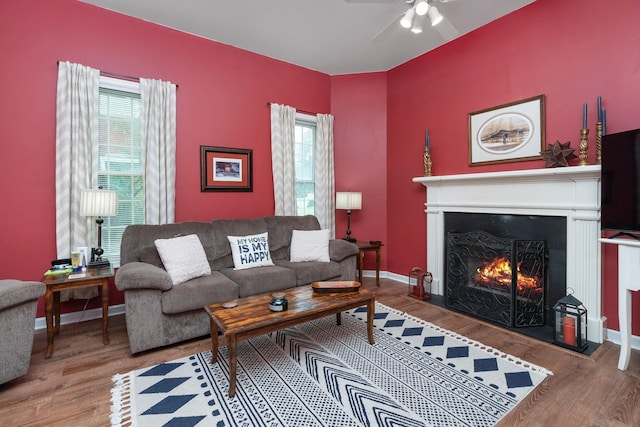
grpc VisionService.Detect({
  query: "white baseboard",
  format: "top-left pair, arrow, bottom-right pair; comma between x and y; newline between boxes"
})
605,329 -> 640,350
34,304 -> 126,330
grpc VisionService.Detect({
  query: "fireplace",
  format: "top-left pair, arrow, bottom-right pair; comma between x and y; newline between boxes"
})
413,166 -> 603,343
443,212 -> 567,336
446,230 -> 545,328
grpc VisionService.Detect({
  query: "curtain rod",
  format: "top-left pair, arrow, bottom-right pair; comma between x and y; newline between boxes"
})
266,102 -> 316,116
56,61 -> 179,88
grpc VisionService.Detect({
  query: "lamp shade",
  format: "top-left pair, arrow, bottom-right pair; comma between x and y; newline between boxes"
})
336,192 -> 362,210
80,189 -> 118,217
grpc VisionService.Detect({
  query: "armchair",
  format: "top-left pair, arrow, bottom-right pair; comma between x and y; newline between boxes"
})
0,279 -> 46,384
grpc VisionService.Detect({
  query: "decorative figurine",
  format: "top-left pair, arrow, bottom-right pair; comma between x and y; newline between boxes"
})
540,141 -> 577,167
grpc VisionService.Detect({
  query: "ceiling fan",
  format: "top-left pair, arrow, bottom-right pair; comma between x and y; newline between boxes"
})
345,0 -> 459,41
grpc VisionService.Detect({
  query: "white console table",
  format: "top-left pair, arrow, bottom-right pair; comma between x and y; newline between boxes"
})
600,237 -> 640,370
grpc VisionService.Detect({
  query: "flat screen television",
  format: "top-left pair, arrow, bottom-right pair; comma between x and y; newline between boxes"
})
601,128 -> 640,236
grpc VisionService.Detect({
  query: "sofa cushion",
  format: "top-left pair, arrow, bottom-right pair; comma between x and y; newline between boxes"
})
161,272 -> 239,314
264,215 -> 321,260
208,217 -> 268,270
220,265 -> 296,297
121,222 -> 217,265
138,244 -> 164,269
275,260 -> 342,286
290,229 -> 330,262
154,234 -> 211,285
227,232 -> 274,270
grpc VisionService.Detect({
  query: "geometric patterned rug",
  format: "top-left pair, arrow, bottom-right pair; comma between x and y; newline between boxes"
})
111,303 -> 551,427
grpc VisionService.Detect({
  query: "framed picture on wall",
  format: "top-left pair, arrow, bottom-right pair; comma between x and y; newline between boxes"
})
468,94 -> 545,166
200,146 -> 253,192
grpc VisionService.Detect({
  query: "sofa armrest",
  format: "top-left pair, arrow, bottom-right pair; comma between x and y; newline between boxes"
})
0,280 -> 46,311
329,239 -> 359,262
115,262 -> 173,292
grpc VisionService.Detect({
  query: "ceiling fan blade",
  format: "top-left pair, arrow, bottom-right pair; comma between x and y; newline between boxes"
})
371,11 -> 405,41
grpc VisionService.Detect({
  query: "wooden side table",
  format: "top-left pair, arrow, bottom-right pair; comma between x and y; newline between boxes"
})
355,241 -> 383,287
41,264 -> 114,358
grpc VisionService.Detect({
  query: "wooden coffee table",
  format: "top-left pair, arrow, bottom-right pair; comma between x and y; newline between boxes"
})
204,285 -> 375,397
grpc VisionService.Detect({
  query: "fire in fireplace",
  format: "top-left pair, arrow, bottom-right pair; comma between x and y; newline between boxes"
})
446,230 -> 546,328
474,256 -> 543,294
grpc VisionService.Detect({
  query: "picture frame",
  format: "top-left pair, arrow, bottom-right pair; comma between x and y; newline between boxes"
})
200,146 -> 253,192
468,94 -> 545,166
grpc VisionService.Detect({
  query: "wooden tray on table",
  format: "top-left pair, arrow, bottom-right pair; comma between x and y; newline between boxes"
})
311,281 -> 361,293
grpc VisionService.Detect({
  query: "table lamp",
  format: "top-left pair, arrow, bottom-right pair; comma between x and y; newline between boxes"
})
80,187 -> 118,267
336,191 -> 362,243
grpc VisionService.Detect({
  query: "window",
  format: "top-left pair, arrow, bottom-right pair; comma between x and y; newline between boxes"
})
295,115 -> 316,216
97,77 -> 144,265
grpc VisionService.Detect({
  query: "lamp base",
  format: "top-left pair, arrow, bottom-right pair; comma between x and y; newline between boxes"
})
342,237 -> 357,243
88,258 -> 111,268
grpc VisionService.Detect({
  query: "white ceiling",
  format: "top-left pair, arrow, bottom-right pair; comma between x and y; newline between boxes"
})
80,0 -> 536,75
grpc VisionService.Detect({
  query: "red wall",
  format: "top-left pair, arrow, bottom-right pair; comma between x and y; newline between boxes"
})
385,0 -> 640,331
0,0 -> 330,316
331,73 -> 389,270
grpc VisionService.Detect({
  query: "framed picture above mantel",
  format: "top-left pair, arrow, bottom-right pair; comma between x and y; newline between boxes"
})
468,94 -> 545,166
200,146 -> 253,192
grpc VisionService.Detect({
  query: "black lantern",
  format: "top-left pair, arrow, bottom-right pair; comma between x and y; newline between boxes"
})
408,267 -> 432,301
553,292 -> 588,352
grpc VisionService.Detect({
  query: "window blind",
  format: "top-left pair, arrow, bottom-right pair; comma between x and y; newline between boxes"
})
97,84 -> 144,265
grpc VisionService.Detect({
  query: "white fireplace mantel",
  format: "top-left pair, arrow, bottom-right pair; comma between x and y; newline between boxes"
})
413,165 -> 604,343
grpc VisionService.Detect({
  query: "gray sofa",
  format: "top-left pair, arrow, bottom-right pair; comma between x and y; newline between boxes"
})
0,280 -> 46,385
116,215 -> 358,353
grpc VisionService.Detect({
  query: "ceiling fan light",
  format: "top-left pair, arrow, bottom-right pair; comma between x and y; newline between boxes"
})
415,0 -> 429,16
411,14 -> 424,33
400,7 -> 415,29
428,6 -> 443,26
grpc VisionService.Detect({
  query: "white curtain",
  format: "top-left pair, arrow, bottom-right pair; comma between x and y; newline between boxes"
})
270,103 -> 297,216
140,78 -> 177,224
315,113 -> 336,236
55,61 -> 100,299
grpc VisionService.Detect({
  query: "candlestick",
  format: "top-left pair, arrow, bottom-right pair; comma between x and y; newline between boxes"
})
595,121 -> 602,165
602,109 -> 606,136
423,145 -> 432,177
578,128 -> 589,166
582,103 -> 587,130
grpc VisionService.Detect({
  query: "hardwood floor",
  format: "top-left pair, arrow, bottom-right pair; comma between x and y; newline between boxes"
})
1,278 -> 639,426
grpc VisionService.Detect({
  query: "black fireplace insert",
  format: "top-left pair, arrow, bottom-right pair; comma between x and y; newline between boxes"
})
446,230 -> 546,328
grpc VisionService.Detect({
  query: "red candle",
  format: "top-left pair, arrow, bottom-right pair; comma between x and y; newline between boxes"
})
563,316 -> 577,346
413,283 -> 422,297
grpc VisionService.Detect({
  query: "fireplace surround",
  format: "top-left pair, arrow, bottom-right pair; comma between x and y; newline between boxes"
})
413,165 -> 603,343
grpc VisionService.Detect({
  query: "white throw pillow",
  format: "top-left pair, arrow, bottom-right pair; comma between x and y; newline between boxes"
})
227,232 -> 274,270
290,229 -> 330,262
154,234 -> 211,285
